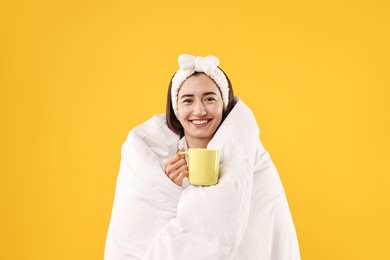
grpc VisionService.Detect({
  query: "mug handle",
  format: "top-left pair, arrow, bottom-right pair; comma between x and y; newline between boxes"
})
179,151 -> 189,156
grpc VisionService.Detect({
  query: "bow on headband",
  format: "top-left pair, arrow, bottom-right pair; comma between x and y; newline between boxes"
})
178,54 -> 220,74
170,54 -> 230,119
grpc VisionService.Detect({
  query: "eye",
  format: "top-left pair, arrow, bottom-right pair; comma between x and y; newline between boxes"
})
205,96 -> 216,102
182,99 -> 193,104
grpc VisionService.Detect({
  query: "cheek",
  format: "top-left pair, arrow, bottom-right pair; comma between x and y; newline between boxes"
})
215,105 -> 223,118
177,106 -> 188,121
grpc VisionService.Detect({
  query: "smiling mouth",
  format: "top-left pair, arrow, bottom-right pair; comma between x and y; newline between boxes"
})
190,119 -> 211,126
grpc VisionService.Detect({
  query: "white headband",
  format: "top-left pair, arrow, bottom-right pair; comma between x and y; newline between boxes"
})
171,54 -> 229,118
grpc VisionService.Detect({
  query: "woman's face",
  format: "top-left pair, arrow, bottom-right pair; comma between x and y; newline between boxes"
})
177,74 -> 223,148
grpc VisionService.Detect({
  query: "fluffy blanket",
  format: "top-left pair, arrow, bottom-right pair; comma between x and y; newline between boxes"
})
105,98 -> 300,259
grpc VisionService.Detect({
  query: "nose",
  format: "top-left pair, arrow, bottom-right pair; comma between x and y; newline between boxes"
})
193,101 -> 207,116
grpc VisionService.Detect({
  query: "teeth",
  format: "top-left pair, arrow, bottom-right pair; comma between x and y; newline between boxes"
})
192,120 -> 208,125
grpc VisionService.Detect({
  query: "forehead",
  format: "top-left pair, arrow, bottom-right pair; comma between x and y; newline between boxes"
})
178,74 -> 220,96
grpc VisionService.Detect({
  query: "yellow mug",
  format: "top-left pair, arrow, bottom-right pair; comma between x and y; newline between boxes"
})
180,149 -> 220,186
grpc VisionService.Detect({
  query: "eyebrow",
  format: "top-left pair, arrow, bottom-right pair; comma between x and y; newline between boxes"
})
180,92 -> 218,99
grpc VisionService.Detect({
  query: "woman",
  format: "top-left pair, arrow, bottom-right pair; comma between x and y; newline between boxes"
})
105,54 -> 300,259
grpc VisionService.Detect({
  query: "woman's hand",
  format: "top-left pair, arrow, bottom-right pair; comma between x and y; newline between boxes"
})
165,148 -> 189,186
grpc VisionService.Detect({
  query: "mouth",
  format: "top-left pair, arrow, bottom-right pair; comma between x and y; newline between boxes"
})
189,119 -> 212,127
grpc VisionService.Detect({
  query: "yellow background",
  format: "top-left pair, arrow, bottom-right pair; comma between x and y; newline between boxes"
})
1,0 -> 389,259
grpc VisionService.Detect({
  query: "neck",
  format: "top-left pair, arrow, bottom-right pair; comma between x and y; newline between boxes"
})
185,137 -> 210,149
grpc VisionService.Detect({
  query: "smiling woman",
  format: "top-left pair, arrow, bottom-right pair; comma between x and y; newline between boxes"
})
104,54 -> 301,259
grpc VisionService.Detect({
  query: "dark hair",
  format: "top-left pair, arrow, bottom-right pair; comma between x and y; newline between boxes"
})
166,68 -> 235,136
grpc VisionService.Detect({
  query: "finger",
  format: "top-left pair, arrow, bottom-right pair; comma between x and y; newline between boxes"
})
168,164 -> 188,180
178,148 -> 186,159
173,169 -> 188,183
166,158 -> 187,176
174,170 -> 189,186
165,153 -> 182,168
181,170 -> 189,178
171,158 -> 187,171
165,148 -> 186,169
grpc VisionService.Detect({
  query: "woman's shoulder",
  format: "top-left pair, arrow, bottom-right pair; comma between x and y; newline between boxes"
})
127,114 -> 179,157
132,114 -> 167,137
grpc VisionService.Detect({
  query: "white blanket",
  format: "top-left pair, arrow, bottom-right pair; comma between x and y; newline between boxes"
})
105,98 -> 300,259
